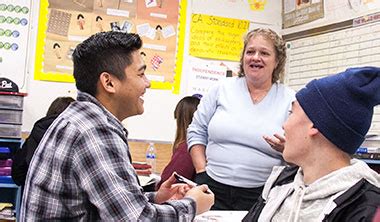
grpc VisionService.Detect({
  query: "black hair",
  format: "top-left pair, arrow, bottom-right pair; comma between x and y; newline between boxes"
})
46,97 -> 75,116
155,25 -> 162,30
53,43 -> 60,49
72,31 -> 142,96
96,16 -> 103,21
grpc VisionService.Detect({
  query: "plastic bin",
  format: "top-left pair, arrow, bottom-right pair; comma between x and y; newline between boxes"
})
0,93 -> 25,110
0,109 -> 23,124
0,147 -> 11,159
0,175 -> 13,184
0,167 -> 11,176
0,159 -> 12,167
0,124 -> 22,139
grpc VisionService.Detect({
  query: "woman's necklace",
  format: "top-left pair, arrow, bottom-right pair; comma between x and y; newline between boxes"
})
252,94 -> 265,103
250,88 -> 271,104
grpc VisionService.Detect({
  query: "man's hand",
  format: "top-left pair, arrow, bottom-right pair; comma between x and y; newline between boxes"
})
185,185 -> 214,215
154,173 -> 191,204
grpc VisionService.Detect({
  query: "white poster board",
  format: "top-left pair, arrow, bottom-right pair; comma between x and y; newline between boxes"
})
186,58 -> 227,95
0,0 -> 33,91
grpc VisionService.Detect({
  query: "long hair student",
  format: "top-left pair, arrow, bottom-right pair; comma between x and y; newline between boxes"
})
156,95 -> 200,189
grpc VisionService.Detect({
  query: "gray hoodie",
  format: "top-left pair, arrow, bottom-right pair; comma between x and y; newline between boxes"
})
258,159 -> 380,222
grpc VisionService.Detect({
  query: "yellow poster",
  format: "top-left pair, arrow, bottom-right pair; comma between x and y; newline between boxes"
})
189,14 -> 249,62
34,0 -> 187,92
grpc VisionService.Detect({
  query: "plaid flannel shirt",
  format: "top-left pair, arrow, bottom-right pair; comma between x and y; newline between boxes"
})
20,92 -> 195,221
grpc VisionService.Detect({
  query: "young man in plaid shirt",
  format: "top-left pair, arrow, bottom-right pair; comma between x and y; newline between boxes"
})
21,32 -> 214,221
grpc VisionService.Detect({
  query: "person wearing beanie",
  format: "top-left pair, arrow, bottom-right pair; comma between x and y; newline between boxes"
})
243,67 -> 380,222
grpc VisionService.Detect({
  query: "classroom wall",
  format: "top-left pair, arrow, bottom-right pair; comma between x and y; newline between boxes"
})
281,0 -> 380,135
22,0 -> 281,142
282,0 -> 380,34
22,80 -> 180,142
17,0 -> 380,144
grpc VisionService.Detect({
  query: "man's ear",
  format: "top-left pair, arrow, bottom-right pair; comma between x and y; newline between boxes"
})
99,72 -> 116,94
308,125 -> 319,136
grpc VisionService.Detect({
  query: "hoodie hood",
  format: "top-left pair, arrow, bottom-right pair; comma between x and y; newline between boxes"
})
293,159 -> 380,201
33,115 -> 58,140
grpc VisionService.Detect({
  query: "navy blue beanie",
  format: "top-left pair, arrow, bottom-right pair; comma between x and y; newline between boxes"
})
296,67 -> 380,154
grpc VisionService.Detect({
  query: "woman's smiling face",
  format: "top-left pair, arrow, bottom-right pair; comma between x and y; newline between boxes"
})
243,35 -> 277,85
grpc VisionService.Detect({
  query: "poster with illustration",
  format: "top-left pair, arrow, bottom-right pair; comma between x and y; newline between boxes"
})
35,0 -> 186,90
282,0 -> 324,28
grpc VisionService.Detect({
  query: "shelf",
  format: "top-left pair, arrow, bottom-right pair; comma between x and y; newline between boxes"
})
0,138 -> 21,143
0,139 -> 21,220
0,186 -> 21,221
0,139 -> 22,158
0,183 -> 18,188
0,97 -> 23,221
0,176 -> 17,187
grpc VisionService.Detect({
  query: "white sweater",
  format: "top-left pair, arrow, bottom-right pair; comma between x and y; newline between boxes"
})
187,77 -> 295,187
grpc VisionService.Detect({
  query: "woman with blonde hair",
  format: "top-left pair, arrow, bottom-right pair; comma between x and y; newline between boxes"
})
188,28 -> 295,210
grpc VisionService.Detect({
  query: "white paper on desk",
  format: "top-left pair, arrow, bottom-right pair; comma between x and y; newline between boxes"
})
138,174 -> 160,187
194,211 -> 248,222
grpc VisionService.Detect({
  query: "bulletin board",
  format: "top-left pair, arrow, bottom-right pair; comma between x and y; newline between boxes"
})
34,0 -> 187,91
285,12 -> 380,134
0,0 -> 33,91
282,0 -> 324,28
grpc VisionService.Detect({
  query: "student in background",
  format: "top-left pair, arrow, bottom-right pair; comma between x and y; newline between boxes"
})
243,67 -> 380,221
156,95 -> 201,190
187,28 -> 295,210
12,96 -> 75,187
21,32 -> 214,221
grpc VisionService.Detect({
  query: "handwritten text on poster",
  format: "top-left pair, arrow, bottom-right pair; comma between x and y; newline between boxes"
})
189,14 -> 249,61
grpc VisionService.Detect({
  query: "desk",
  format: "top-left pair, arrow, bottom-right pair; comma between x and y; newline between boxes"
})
194,211 -> 248,222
